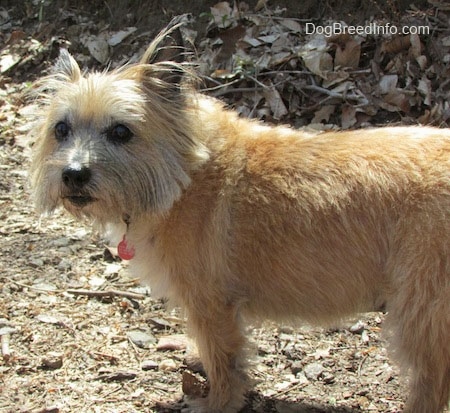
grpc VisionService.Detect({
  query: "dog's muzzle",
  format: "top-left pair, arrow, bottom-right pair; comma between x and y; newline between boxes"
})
62,163 -> 95,207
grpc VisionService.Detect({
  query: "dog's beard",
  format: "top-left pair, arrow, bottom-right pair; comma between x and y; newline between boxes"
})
33,157 -> 188,226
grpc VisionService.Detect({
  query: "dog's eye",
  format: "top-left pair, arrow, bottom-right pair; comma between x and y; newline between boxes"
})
55,121 -> 70,141
107,124 -> 133,144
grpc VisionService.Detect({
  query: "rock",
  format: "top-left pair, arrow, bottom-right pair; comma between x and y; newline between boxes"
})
104,263 -> 122,275
322,371 -> 335,384
141,360 -> 158,371
159,359 -> 178,371
349,320 -> 365,334
296,371 -> 309,385
290,361 -> 303,375
52,237 -> 70,247
361,330 -> 370,344
42,352 -> 63,369
98,370 -> 137,382
57,258 -> 72,271
156,334 -> 188,351
303,362 -> 324,381
32,282 -> 58,292
29,258 -> 45,268
148,317 -> 172,330
127,330 -> 156,349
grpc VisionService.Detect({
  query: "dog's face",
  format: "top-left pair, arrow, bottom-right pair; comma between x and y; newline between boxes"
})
30,47 -> 206,225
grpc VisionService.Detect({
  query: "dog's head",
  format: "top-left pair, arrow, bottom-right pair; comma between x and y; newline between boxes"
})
30,21 -> 207,225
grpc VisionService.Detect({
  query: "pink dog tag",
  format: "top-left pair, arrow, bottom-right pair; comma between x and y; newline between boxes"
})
118,235 -> 135,260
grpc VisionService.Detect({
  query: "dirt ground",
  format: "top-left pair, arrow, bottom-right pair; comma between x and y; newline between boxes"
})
0,1 -> 449,412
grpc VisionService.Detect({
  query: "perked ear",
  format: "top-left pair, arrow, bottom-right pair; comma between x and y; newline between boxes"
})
140,14 -> 189,66
137,14 -> 191,89
54,49 -> 81,82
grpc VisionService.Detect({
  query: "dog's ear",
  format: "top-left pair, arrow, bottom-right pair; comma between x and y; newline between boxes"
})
140,14 -> 189,66
139,15 -> 190,89
54,49 -> 81,82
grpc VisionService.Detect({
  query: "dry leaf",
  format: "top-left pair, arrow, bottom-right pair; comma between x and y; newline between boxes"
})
409,33 -> 422,59
299,36 -> 333,78
334,38 -> 361,69
211,2 -> 234,29
86,36 -> 110,64
108,27 -> 137,47
263,86 -> 288,120
418,77 -> 432,106
381,36 -> 410,54
341,104 -> 357,129
382,91 -> 410,112
182,370 -> 209,398
301,50 -> 333,78
379,75 -> 398,94
0,54 -> 20,74
279,18 -> 302,33
312,105 -> 335,123
254,0 -> 267,11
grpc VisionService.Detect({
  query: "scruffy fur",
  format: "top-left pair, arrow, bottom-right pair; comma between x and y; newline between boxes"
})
30,28 -> 450,413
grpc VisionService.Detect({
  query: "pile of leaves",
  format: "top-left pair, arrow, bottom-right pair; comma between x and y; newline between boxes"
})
2,1 -> 450,132
192,1 -> 450,127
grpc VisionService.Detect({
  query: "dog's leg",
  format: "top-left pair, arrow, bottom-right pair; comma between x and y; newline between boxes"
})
398,291 -> 450,413
184,302 -> 248,413
387,213 -> 450,413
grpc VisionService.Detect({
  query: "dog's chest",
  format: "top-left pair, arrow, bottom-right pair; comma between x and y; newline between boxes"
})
128,232 -> 172,299
107,221 -> 173,299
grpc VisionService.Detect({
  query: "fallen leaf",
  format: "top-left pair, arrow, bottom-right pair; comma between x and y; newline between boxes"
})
279,18 -> 302,33
86,36 -> 110,64
334,37 -> 361,69
341,104 -> 357,129
108,27 -> 137,46
211,1 -> 234,29
182,370 -> 209,397
263,86 -> 288,120
379,75 -> 398,94
312,105 -> 335,123
418,76 -> 432,106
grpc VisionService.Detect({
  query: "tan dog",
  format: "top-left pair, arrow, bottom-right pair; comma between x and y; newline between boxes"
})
30,26 -> 450,413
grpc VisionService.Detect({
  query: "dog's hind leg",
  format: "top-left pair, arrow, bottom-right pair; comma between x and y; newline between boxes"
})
387,211 -> 450,413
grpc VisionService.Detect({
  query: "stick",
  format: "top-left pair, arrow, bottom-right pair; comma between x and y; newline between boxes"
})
67,289 -> 146,300
1,334 -> 10,361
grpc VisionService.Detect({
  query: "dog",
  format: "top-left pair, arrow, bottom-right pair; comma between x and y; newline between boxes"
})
30,24 -> 450,413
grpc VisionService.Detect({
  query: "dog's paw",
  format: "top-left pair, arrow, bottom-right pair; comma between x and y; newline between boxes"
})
181,396 -> 244,413
181,397 -> 216,413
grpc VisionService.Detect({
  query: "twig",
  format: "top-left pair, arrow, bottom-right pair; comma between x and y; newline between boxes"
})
200,77 -> 243,92
212,87 -> 266,97
5,277 -> 63,293
67,289 -> 146,300
276,380 -> 309,397
1,334 -> 10,361
303,84 -> 344,98
245,13 -> 316,23
358,354 -> 369,377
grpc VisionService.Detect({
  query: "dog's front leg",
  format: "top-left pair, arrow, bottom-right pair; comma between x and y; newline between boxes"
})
184,301 -> 248,413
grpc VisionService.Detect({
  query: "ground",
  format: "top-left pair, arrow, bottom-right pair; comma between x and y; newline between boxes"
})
0,1 -> 449,413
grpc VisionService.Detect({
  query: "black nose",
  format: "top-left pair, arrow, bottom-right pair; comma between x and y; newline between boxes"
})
62,164 -> 91,189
